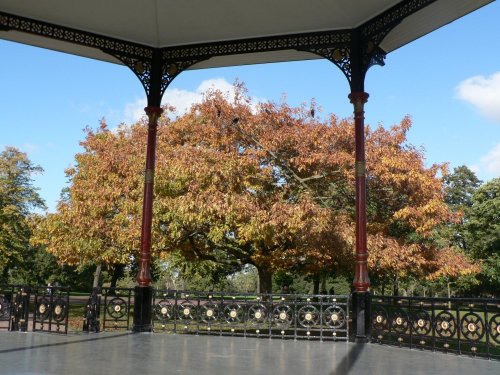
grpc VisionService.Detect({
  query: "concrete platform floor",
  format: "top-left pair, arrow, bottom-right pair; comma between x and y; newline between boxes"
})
0,332 -> 498,375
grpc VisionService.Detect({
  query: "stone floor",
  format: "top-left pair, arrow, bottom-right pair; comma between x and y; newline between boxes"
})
0,332 -> 498,374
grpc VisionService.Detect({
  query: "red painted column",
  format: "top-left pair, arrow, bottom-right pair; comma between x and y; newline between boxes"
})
349,92 -> 370,292
136,106 -> 163,286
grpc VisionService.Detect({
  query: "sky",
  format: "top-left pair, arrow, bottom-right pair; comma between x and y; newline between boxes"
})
1,2 -> 499,212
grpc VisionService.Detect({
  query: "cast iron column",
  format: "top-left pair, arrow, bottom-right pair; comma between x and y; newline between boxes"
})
133,105 -> 163,332
349,91 -> 371,342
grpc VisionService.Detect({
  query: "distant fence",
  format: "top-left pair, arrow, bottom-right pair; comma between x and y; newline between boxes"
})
371,295 -> 500,360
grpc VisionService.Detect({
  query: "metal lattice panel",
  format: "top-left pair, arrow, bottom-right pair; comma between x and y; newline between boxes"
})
371,296 -> 500,360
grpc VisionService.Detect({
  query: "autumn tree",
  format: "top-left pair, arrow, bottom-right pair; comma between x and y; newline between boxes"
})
34,84 -> 477,293
32,122 -> 148,288
0,147 -> 45,282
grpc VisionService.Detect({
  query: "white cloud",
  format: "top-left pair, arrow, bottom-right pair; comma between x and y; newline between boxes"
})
122,78 -> 263,123
480,143 -> 500,175
456,72 -> 500,123
123,97 -> 147,124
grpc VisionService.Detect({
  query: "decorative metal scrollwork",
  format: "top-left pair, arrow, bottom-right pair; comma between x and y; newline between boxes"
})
489,314 -> 500,344
106,297 -> 128,319
36,298 -> 51,321
460,312 -> 485,342
412,310 -> 432,336
273,304 -> 293,328
52,298 -> 67,323
323,305 -> 346,328
224,303 -> 243,324
201,303 -> 219,324
247,304 -> 267,326
391,309 -> 409,334
177,301 -> 196,321
298,305 -> 319,328
372,307 -> 388,331
435,311 -> 457,338
154,300 -> 173,323
0,296 -> 10,319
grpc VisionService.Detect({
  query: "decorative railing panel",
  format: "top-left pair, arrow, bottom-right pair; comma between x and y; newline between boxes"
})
32,286 -> 70,334
371,295 -> 500,360
102,287 -> 133,331
152,290 -> 349,341
0,285 -> 15,331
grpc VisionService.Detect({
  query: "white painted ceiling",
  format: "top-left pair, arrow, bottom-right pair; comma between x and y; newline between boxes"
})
0,0 -> 494,68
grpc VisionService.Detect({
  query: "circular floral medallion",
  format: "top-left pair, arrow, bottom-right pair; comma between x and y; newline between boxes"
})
279,312 -> 287,320
206,309 -> 214,317
183,308 -> 190,316
376,315 -> 383,323
467,323 -> 476,332
305,313 -> 313,321
331,313 -> 339,322
417,319 -> 425,328
114,305 -> 121,313
229,310 -> 237,318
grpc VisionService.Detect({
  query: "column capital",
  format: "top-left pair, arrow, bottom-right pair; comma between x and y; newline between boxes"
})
349,91 -> 370,106
144,106 -> 164,121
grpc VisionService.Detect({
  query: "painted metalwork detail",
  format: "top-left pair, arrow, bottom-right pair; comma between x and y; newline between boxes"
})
273,303 -> 294,328
323,305 -> 346,328
102,288 -> 132,330
460,312 -> 485,341
224,303 -> 244,324
371,295 -> 500,360
297,305 -> 320,328
0,286 -> 16,331
435,311 -> 457,338
411,310 -> 432,336
248,304 -> 268,326
83,288 -> 101,332
201,302 -> 219,324
152,290 -> 348,340
177,300 -> 196,322
163,31 -> 350,61
0,11 -> 151,60
32,286 -> 69,334
106,297 -> 128,319
490,314 -> 500,344
1,1 -> 443,98
0,295 -> 10,320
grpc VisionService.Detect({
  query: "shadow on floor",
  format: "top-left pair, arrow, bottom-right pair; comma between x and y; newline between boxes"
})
0,332 -> 131,354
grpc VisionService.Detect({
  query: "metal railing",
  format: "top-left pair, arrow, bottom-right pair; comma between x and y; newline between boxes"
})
370,295 -> 500,360
32,286 -> 70,334
152,290 -> 349,341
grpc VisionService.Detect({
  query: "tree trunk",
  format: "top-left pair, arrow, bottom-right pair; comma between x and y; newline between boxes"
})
392,275 -> 399,296
313,274 -> 320,295
257,267 -> 272,294
93,264 -> 102,288
110,264 -> 124,292
320,274 -> 327,294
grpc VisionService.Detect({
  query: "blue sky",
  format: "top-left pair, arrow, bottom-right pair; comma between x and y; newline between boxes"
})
1,2 -> 499,212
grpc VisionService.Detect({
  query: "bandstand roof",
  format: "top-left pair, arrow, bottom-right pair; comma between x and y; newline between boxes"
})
0,0 -> 493,69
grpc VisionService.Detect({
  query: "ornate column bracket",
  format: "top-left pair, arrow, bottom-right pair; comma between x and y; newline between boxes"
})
104,51 -> 203,105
